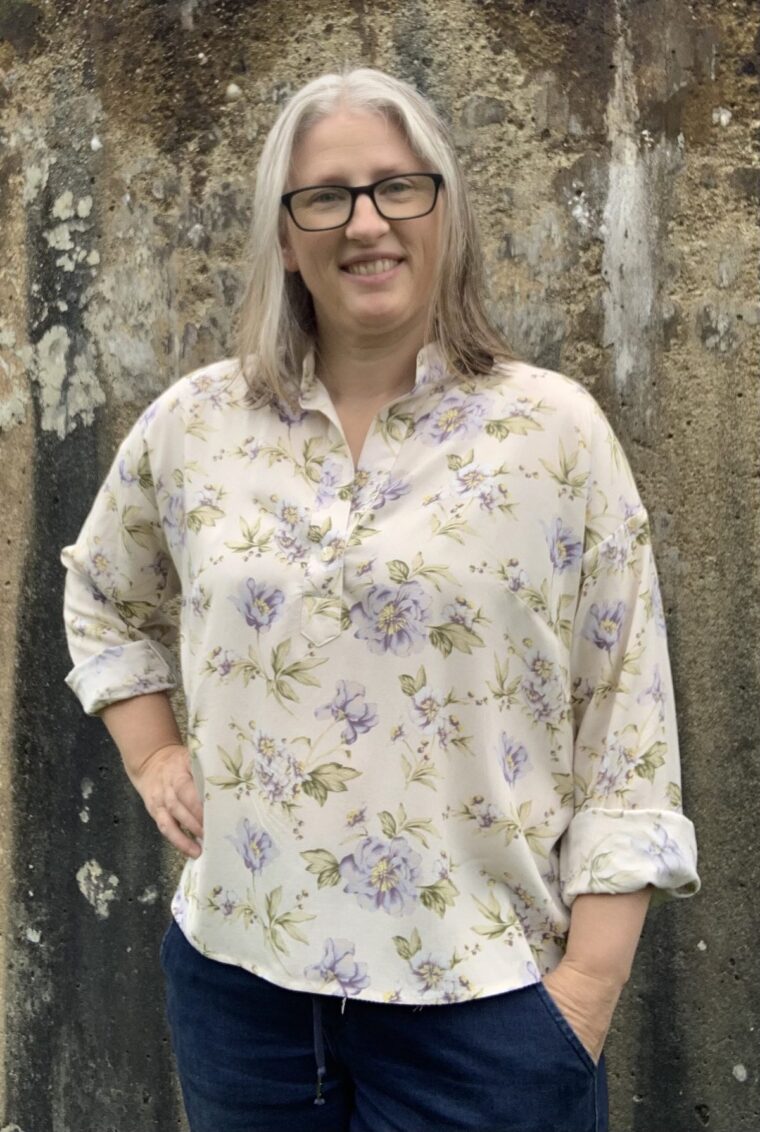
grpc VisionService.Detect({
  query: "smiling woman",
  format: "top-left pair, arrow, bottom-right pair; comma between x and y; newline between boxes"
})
61,67 -> 699,1132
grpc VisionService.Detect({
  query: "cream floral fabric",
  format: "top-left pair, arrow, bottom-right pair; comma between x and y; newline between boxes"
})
62,344 -> 699,1005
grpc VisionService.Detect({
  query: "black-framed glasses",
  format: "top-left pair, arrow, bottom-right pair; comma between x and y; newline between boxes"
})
281,173 -> 444,231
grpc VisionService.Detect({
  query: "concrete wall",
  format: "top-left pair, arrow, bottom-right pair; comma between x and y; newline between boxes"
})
1,0 -> 758,1128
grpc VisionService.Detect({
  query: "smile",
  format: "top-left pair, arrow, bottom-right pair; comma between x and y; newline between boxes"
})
342,258 -> 402,277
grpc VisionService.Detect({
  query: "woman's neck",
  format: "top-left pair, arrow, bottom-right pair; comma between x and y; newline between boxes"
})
314,322 -> 426,408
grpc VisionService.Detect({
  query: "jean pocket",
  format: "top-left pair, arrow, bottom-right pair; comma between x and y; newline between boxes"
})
534,981 -> 598,1075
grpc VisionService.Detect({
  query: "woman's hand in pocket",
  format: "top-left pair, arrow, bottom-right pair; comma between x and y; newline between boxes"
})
541,959 -> 623,1064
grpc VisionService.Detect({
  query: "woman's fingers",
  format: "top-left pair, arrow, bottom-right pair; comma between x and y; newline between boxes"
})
155,805 -> 203,858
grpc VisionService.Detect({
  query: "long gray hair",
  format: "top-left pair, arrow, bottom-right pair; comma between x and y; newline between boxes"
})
235,67 -> 515,405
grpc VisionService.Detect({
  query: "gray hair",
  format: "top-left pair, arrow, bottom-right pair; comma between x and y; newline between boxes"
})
235,67 -> 515,405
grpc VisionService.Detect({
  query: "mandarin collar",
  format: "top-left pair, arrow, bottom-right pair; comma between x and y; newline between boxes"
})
297,341 -> 449,411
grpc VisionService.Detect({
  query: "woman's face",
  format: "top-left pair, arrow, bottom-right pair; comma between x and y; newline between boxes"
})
281,108 -> 443,346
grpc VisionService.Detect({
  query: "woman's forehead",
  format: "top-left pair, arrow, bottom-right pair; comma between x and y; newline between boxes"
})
289,109 -> 420,182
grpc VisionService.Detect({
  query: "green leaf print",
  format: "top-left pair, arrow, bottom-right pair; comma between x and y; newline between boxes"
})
485,415 -> 544,440
378,803 -> 440,847
538,441 -> 589,500
393,927 -> 422,960
206,745 -> 254,791
446,449 -> 474,472
136,450 -> 154,492
635,741 -> 666,783
471,890 -> 520,940
225,516 -> 273,556
263,887 -> 316,955
267,640 -> 328,706
387,559 -> 410,583
400,752 -> 442,791
666,781 -> 682,808
399,666 -> 427,698
186,503 -> 225,534
302,762 -> 362,806
419,876 -> 459,918
429,622 -> 485,657
121,505 -> 156,551
300,849 -> 341,888
552,771 -> 590,808
487,655 -> 523,709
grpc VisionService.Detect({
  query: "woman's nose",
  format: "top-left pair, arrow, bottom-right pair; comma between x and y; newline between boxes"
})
345,191 -> 390,239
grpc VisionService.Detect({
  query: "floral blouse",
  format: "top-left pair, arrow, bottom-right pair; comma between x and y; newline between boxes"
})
62,343 -> 699,1005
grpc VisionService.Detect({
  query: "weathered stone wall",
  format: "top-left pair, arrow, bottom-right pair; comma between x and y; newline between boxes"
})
1,1 -> 758,1129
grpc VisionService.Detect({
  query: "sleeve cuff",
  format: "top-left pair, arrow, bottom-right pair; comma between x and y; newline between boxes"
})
560,808 -> 700,907
64,639 -> 179,715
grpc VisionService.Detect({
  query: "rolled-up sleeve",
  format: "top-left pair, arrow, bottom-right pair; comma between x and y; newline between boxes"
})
559,403 -> 700,907
61,410 -> 181,715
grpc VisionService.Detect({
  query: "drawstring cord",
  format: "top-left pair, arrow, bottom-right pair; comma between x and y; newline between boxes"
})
312,997 -> 326,1105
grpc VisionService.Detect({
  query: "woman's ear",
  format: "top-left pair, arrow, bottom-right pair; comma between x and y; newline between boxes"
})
281,238 -> 299,273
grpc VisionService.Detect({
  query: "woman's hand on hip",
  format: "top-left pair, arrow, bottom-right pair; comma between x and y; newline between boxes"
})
129,743 -> 204,859
541,959 -> 623,1064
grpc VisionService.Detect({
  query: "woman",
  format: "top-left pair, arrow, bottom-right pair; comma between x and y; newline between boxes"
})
62,68 -> 700,1132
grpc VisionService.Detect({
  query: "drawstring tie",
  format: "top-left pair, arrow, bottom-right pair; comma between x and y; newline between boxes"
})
311,997 -> 326,1105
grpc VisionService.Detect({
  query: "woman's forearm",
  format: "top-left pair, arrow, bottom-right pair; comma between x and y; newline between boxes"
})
99,691 -> 183,780
562,888 -> 652,987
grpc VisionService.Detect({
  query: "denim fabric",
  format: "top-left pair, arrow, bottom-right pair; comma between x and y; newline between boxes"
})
161,919 -> 608,1132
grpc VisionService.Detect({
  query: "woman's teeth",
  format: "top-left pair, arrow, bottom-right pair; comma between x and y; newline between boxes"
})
344,258 -> 399,276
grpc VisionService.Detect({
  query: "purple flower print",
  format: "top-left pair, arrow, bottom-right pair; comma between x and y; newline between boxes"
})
454,465 -> 489,497
118,457 -> 139,486
251,731 -> 306,805
409,686 -> 444,733
410,950 -> 451,992
410,952 -> 463,1001
470,798 -> 503,829
226,817 -> 277,875
584,601 -> 627,652
503,560 -> 529,594
637,665 -> 666,715
274,501 -> 310,563
443,596 -> 477,630
315,458 -> 344,508
418,392 -> 491,446
229,578 -> 285,631
349,581 -> 431,656
641,823 -> 685,882
521,649 -> 567,726
275,400 -> 307,426
314,680 -> 379,745
546,519 -> 583,573
499,733 -> 530,785
650,572 -> 667,635
161,493 -> 187,551
305,938 -> 371,996
339,836 -> 422,915
351,472 -> 411,513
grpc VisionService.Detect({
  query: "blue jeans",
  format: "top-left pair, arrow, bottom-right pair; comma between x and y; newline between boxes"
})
160,919 -> 608,1132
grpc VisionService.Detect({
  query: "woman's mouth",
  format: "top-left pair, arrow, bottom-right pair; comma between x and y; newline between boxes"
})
341,258 -> 403,279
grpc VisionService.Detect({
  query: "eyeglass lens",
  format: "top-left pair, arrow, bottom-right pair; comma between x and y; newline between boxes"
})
289,175 -> 437,230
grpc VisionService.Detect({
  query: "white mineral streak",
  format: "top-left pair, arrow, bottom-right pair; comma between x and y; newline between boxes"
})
77,195 -> 94,218
76,859 -> 120,919
25,927 -> 41,943
712,107 -> 732,127
601,4 -> 656,397
33,325 -> 106,438
81,777 -> 94,799
90,135 -> 102,151
44,223 -> 74,250
138,885 -> 159,905
697,939 -> 707,951
0,329 -> 32,430
732,1064 -> 748,1083
225,82 -> 242,102
52,190 -> 75,220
